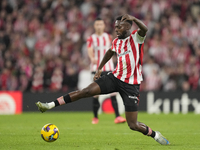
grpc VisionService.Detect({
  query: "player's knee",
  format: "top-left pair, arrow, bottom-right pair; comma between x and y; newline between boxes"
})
128,122 -> 139,131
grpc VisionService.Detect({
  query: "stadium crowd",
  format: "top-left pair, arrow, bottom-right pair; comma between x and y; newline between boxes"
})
0,0 -> 199,92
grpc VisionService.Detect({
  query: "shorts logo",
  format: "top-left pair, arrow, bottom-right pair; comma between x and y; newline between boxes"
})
128,96 -> 138,100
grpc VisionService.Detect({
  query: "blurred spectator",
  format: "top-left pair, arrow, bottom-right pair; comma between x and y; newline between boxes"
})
0,68 -> 10,90
18,73 -> 30,92
175,64 -> 189,90
143,56 -> 160,77
145,68 -> 162,91
34,33 -> 49,53
0,0 -> 199,92
31,66 -> 44,93
62,61 -> 79,91
66,25 -> 81,43
25,31 -> 36,52
188,65 -> 199,90
14,13 -> 27,32
49,68 -> 63,92
43,37 -> 60,56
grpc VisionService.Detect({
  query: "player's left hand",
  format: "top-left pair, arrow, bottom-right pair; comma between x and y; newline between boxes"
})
93,69 -> 102,81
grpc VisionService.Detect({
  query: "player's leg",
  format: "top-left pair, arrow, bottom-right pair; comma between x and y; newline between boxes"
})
110,94 -> 120,118
36,72 -> 117,113
125,110 -> 170,145
117,81 -> 170,145
120,92 -> 157,138
92,95 -> 100,124
36,82 -> 101,112
110,93 -> 126,123
90,72 -> 118,124
125,110 -> 155,135
91,72 -> 100,124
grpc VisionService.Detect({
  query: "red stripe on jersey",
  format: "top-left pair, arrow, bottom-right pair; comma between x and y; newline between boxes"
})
96,37 -> 99,46
138,43 -> 144,76
124,39 -> 131,83
103,36 -> 106,46
103,49 -> 106,71
132,30 -> 137,34
96,37 -> 100,69
138,43 -> 144,65
103,37 -> 106,71
130,36 -> 138,84
116,40 -> 123,79
87,36 -> 93,48
97,50 -> 100,68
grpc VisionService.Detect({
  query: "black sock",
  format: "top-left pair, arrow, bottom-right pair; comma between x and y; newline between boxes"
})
54,100 -> 60,107
150,131 -> 156,138
144,126 -> 156,138
54,94 -> 72,107
93,97 -> 100,118
63,94 -> 72,103
110,96 -> 120,117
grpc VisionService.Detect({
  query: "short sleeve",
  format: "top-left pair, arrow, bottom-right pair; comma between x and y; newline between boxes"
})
87,36 -> 93,48
135,30 -> 146,44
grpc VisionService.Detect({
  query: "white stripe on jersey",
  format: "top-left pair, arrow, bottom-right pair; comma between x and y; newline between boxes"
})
87,32 -> 114,72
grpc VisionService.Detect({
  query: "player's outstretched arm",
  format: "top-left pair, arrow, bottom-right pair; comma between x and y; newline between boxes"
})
94,48 -> 115,80
121,14 -> 148,37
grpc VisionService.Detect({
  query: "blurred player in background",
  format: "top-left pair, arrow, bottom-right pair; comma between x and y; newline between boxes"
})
36,14 -> 170,145
87,18 -> 126,124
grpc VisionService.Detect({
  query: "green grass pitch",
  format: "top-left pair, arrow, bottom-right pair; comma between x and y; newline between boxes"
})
0,112 -> 199,150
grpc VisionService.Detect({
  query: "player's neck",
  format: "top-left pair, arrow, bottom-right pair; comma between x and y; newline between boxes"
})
95,32 -> 104,36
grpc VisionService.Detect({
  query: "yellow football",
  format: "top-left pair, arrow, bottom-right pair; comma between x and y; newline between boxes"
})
41,123 -> 59,142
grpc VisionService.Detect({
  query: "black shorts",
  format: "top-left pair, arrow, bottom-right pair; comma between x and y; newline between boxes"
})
95,72 -> 140,112
91,71 -> 109,76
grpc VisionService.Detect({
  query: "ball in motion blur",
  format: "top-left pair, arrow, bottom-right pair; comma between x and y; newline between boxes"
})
41,123 -> 60,142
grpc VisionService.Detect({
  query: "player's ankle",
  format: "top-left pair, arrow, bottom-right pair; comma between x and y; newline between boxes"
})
53,94 -> 72,107
144,126 -> 156,138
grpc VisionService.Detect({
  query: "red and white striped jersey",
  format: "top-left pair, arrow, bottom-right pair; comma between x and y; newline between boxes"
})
111,30 -> 146,85
87,32 -> 114,72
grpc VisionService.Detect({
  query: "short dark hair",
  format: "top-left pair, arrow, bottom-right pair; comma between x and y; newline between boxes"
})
95,17 -> 103,21
116,15 -> 133,25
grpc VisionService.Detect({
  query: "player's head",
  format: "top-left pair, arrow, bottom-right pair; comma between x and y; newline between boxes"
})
94,17 -> 105,35
115,15 -> 132,39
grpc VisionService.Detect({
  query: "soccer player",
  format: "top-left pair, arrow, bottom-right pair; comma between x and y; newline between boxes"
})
87,18 -> 126,124
36,14 -> 170,145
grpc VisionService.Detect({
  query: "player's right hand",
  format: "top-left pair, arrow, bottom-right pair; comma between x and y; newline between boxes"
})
93,69 -> 102,81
